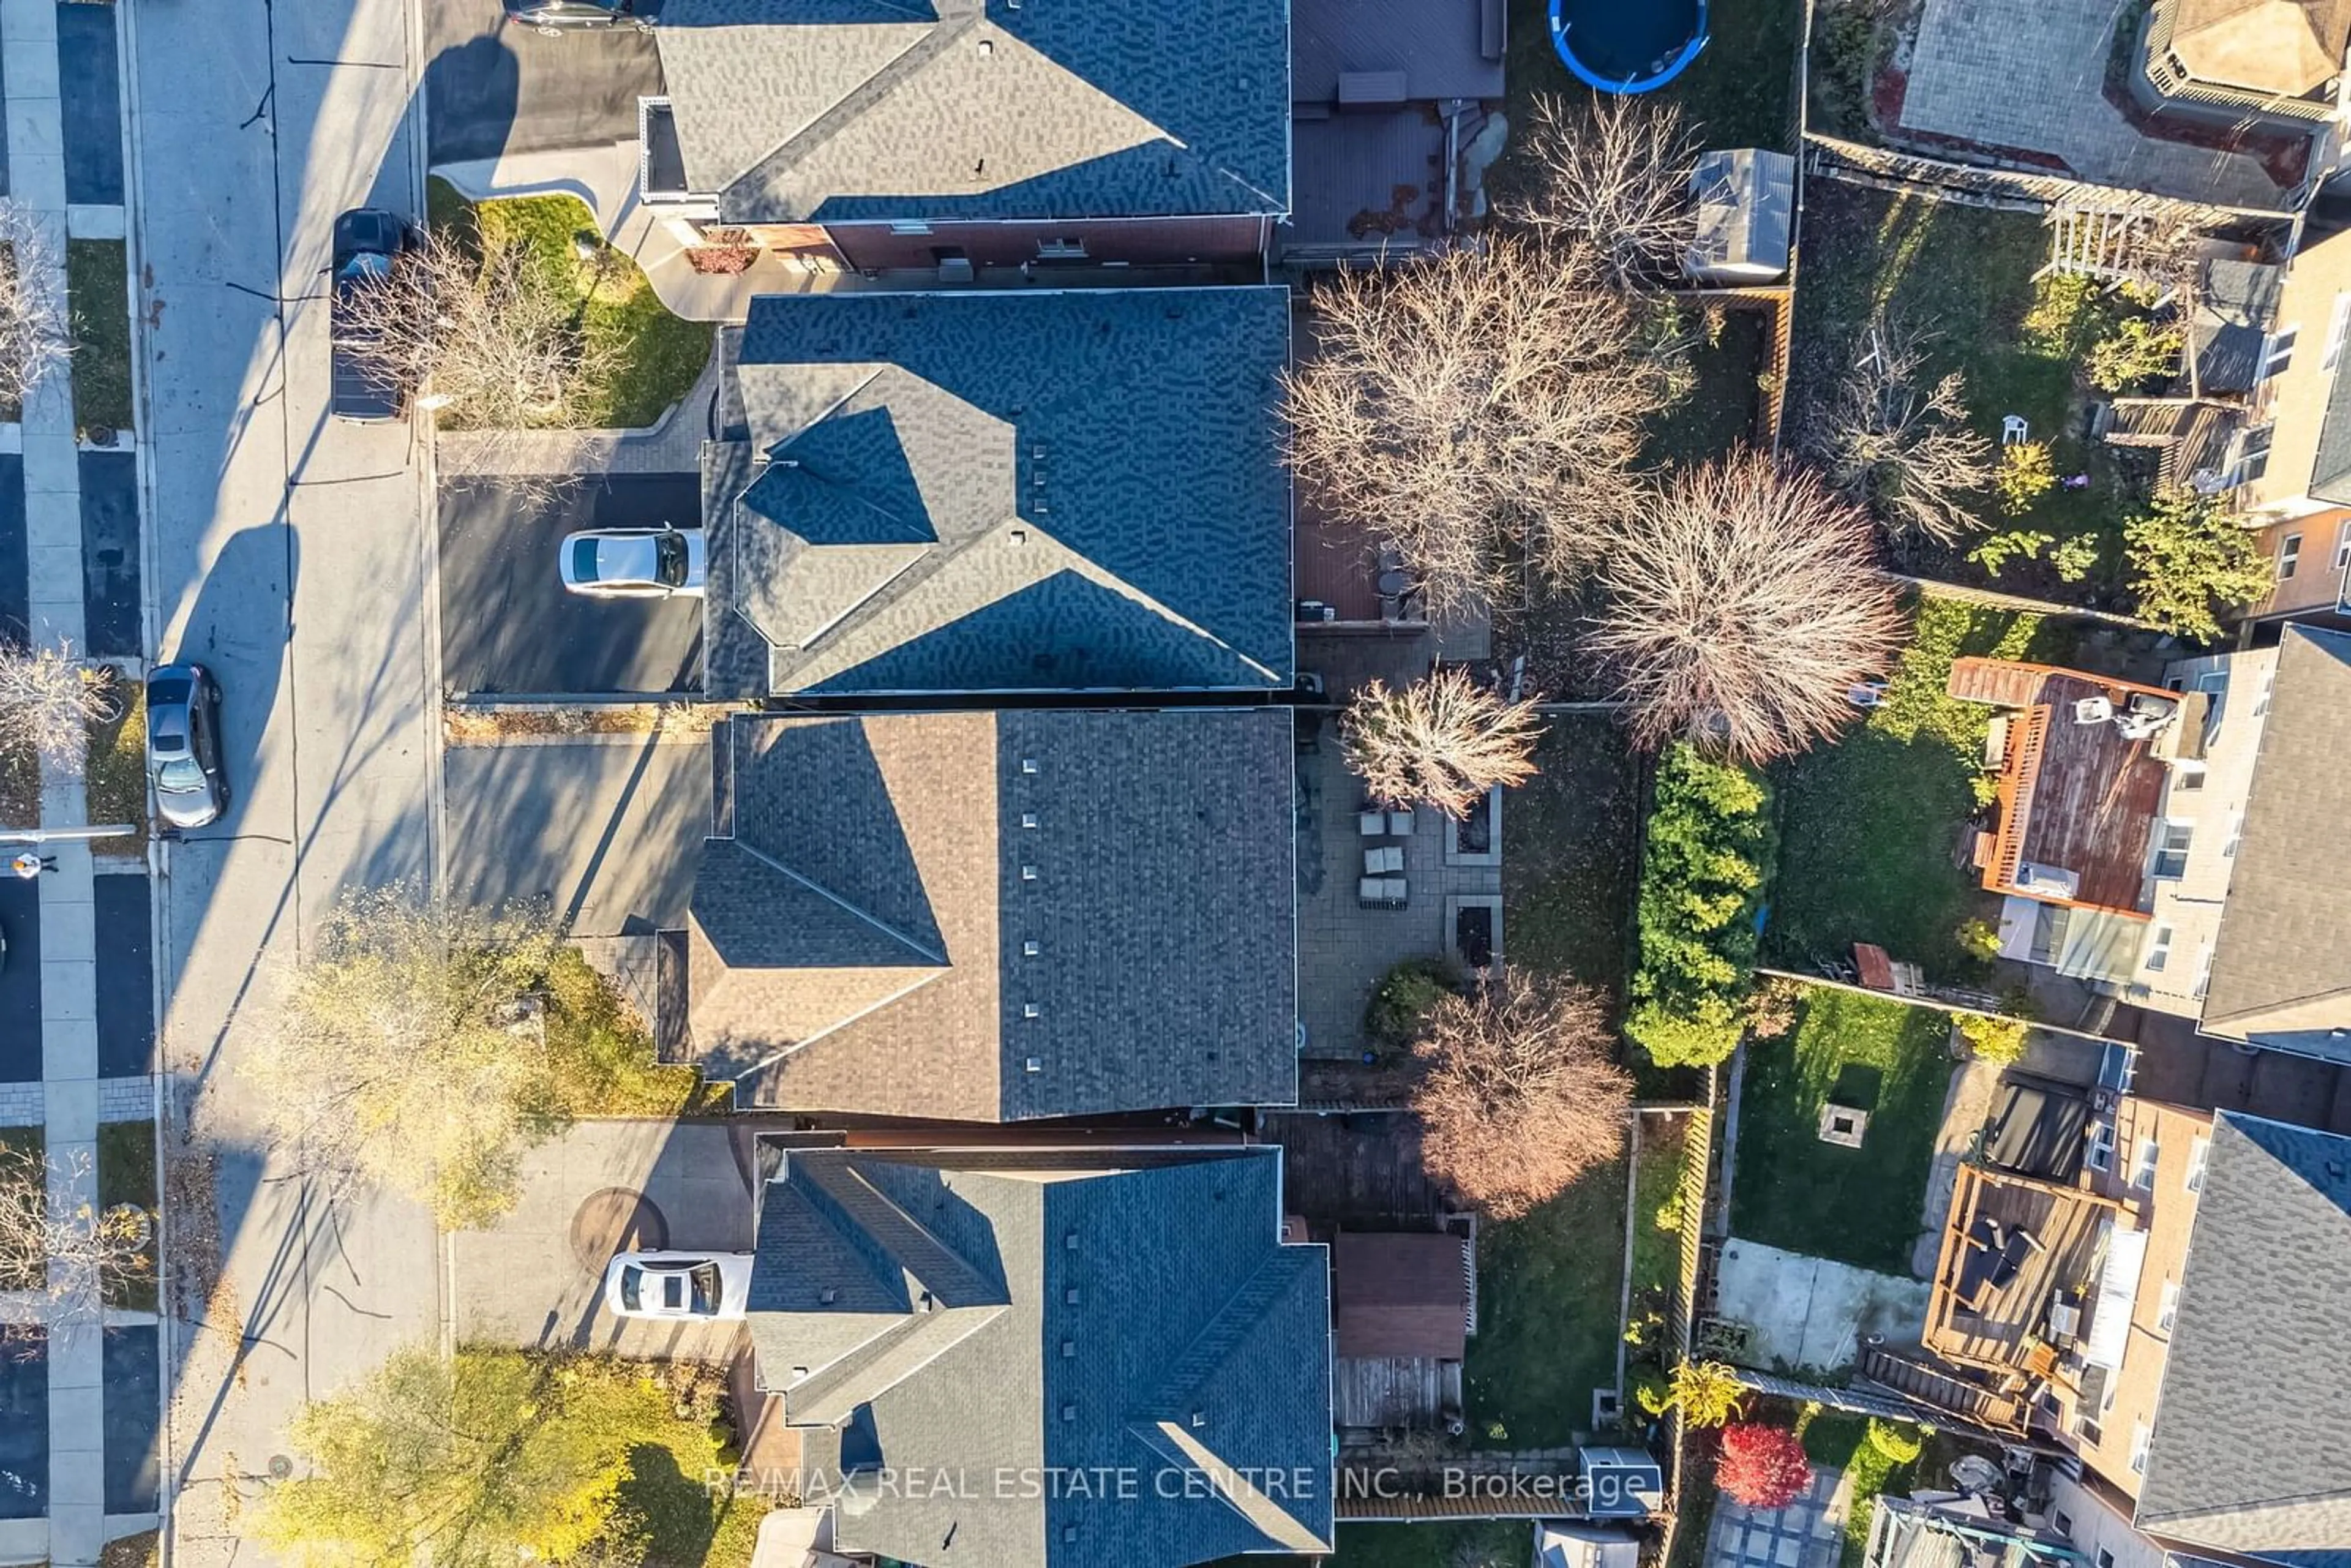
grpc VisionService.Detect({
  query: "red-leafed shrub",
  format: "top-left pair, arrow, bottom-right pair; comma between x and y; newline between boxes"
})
1716,1422 -> 1813,1509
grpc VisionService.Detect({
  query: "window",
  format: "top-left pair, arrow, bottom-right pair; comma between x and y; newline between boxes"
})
888,220 -> 934,236
2052,1512 -> 2074,1540
2158,1277 -> 2180,1331
1035,236 -> 1089,260
2194,941 -> 2215,999
2172,760 -> 2205,792
2224,817 -> 2241,858
2279,532 -> 2303,580
2228,422 -> 2275,486
2132,1133 -> 2161,1189
2254,671 -> 2276,717
2186,1132 -> 2211,1192
2087,1118 -> 2117,1173
2130,1421 -> 2151,1474
2098,1551 -> 2117,1568
2152,820 -> 2194,879
2327,292 -> 2351,372
2336,517 -> 2351,572
2262,326 -> 2298,379
2143,924 -> 2174,973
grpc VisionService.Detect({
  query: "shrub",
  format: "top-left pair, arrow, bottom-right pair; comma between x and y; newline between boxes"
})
2124,489 -> 2270,640
1955,1010 -> 2030,1064
2022,272 -> 2099,358
1627,744 -> 1774,1068
1954,918 -> 2001,962
1744,975 -> 1804,1040
1365,955 -> 1464,1053
1994,441 -> 2056,516
1864,1417 -> 1925,1464
2085,315 -> 2184,392
1717,1422 -> 1815,1509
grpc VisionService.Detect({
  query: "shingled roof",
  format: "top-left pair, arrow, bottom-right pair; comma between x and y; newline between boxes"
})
2199,627 -> 2351,1057
746,1146 -> 1335,1568
651,0 -> 1288,225
702,288 -> 1293,698
2136,1112 -> 2351,1567
689,707 -> 1299,1120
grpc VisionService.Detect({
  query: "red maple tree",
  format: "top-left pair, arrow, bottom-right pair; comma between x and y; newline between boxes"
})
1716,1422 -> 1813,1509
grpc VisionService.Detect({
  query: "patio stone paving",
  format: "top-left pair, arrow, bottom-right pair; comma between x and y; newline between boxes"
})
1706,1463 -> 1850,1568
1899,0 -> 2293,211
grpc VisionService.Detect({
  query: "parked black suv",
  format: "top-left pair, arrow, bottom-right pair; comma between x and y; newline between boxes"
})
328,208 -> 412,423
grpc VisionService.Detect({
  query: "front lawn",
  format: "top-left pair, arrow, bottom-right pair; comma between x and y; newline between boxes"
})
1502,712 -> 1643,1001
431,179 -> 715,432
97,1118 -> 159,1312
0,732 -> 34,829
1788,179 -> 2144,604
87,678 -> 147,854
1730,986 -> 1955,1275
67,239 -> 133,437
1466,1154 -> 1629,1448
1766,593 -> 2066,978
0,1127 -> 46,1292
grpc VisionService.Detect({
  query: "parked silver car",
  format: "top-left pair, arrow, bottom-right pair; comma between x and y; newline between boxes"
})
558,525 -> 707,599
144,663 -> 228,831
602,1251 -> 753,1322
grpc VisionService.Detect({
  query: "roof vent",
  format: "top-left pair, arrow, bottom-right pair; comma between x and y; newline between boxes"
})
1065,1229 -> 1079,1249
1190,1410 -> 1206,1428
1008,527 -> 1028,545
1023,1002 -> 1041,1019
1022,939 -> 1040,957
1061,1339 -> 1076,1357
1025,1056 -> 1043,1073
977,37 -> 992,53
819,1286 -> 837,1305
1021,812 -> 1038,829
1021,865 -> 1038,881
1065,1286 -> 1080,1304
1021,758 -> 1039,774
1061,1403 -> 1077,1422
1062,1526 -> 1079,1545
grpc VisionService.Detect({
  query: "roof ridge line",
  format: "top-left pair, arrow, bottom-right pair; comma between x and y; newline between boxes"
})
731,836 -> 948,966
741,6 -> 987,198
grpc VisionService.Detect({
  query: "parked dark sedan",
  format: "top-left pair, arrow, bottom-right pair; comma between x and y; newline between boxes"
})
145,664 -> 228,831
503,0 -> 656,31
329,208 -> 413,423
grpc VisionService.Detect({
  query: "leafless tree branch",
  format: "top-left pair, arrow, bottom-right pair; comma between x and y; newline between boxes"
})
1341,666 -> 1544,817
0,199 -> 69,411
1806,320 -> 1994,545
1585,451 -> 1909,764
0,638 -> 118,778
0,1144 -> 152,1352
1501,93 -> 1703,290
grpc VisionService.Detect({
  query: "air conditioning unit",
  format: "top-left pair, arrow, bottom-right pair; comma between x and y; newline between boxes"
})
937,256 -> 976,283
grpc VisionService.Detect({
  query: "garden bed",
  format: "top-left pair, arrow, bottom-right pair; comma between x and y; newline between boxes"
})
1730,985 -> 1956,1275
67,238 -> 133,437
86,677 -> 147,853
542,949 -> 728,1117
97,1117 -> 158,1312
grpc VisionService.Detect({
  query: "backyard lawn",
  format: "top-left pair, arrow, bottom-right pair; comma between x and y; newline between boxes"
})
1730,986 -> 1955,1275
1465,1152 -> 1630,1449
1646,306 -> 1766,468
1502,713 -> 1643,1001
1766,593 -> 2064,978
1502,0 -> 1801,160
1327,1520 -> 1531,1568
1788,179 -> 2145,605
429,179 -> 714,432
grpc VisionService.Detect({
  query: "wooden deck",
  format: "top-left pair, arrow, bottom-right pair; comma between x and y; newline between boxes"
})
1992,673 -> 2169,912
1858,1346 -> 2031,1436
1924,1164 -> 2113,1373
1295,492 -> 1389,623
1258,1109 -> 1453,1226
1335,1355 -> 1463,1428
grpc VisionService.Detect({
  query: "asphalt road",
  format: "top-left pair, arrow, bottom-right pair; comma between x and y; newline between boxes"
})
0,879 -> 38,1084
423,0 -> 662,165
439,473 -> 705,696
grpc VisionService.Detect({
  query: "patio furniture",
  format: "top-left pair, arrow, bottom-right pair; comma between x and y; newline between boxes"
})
1359,809 -> 1387,836
1358,876 -> 1409,910
2045,1292 -> 2082,1341
1363,846 -> 1405,875
1388,809 -> 1415,836
2002,415 -> 2030,446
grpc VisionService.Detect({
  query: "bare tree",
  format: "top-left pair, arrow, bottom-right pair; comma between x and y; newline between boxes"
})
1808,321 -> 1994,546
1283,236 -> 1680,618
244,884 -> 571,1229
0,198 -> 69,411
0,1142 -> 152,1353
336,228 -> 618,438
1586,451 -> 1908,765
1501,93 -> 1703,290
0,637 -> 118,778
1411,965 -> 1632,1218
1342,666 -> 1543,817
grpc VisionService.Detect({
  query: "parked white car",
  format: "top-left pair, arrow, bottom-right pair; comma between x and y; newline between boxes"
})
602,1250 -> 754,1321
558,525 -> 707,599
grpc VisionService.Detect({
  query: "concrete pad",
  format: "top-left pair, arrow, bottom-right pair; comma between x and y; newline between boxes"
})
47,1449 -> 103,1510
39,957 -> 94,1021
443,733 -> 708,937
43,1079 -> 97,1139
38,1018 -> 97,1081
1714,1239 -> 1933,1374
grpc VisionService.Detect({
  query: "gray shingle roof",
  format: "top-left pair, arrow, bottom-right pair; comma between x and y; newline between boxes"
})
2136,1112 -> 2351,1567
702,288 -> 1294,699
653,0 -> 1288,223
2309,346 -> 2351,504
2199,628 -> 2351,1053
746,1147 -> 1335,1568
690,706 -> 1300,1120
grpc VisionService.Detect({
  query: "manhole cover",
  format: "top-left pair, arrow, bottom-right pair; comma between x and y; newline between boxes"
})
570,1188 -> 668,1270
268,1455 -> 292,1479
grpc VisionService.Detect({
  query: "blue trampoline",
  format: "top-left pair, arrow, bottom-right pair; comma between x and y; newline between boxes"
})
1548,0 -> 1709,93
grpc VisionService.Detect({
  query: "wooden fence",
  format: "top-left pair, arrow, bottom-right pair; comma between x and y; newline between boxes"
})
1801,132 -> 2297,225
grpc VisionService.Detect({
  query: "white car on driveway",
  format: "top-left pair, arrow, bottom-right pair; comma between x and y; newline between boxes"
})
559,525 -> 707,599
602,1250 -> 754,1321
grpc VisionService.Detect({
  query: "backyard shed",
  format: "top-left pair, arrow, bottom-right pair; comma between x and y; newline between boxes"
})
1535,1521 -> 1643,1568
1332,1228 -> 1474,1429
1684,148 -> 1794,285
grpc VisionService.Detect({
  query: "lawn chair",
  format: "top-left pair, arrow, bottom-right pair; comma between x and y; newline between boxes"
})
1357,876 -> 1408,910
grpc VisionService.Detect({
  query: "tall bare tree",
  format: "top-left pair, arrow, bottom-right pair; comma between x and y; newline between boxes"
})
1586,452 -> 1908,765
336,228 -> 618,438
0,638 -> 118,778
1501,93 -> 1703,290
1411,965 -> 1632,1219
244,884 -> 571,1229
0,199 -> 69,411
1342,666 -> 1544,817
1808,320 -> 1993,546
1283,236 -> 1680,618
0,1142 -> 152,1353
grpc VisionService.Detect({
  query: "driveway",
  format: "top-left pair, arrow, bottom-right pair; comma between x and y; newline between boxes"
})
443,732 -> 707,935
424,0 -> 662,165
440,474 -> 705,696
451,1119 -> 756,1360
0,880 -> 39,1083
